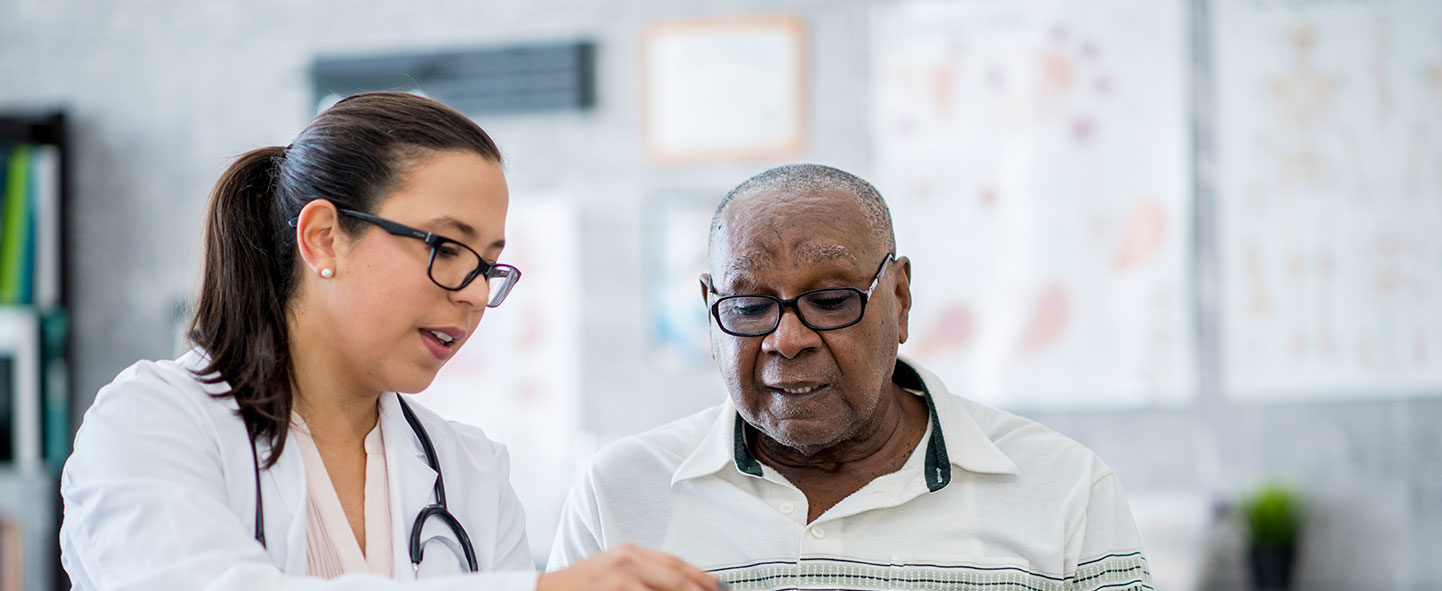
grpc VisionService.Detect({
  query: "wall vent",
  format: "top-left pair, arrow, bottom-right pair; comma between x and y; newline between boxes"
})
312,41 -> 595,115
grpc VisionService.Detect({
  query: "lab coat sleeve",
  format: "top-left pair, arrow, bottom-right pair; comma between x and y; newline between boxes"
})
1062,468 -> 1153,591
544,464 -> 605,571
60,363 -> 539,591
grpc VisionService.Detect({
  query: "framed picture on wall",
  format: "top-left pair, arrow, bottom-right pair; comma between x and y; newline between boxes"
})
641,14 -> 808,164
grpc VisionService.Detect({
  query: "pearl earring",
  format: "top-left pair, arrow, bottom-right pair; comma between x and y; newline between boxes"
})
320,268 -> 334,279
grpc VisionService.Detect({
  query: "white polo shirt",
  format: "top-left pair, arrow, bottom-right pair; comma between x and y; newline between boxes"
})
548,358 -> 1152,591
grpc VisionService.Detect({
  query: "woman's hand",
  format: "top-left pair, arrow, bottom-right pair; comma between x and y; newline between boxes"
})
537,543 -> 724,591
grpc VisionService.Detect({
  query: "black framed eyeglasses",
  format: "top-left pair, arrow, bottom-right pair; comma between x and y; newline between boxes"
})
334,209 -> 521,307
708,254 -> 895,337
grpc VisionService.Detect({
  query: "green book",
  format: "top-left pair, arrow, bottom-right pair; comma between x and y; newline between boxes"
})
0,147 -> 8,267
0,145 -> 32,305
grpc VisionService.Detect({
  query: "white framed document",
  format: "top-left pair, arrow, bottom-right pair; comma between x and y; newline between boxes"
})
641,14 -> 807,164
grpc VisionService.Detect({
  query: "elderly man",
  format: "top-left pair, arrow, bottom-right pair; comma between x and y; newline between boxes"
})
549,164 -> 1151,591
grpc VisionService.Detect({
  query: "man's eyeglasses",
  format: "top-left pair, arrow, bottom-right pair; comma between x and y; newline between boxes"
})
329,209 -> 521,307
708,254 -> 895,337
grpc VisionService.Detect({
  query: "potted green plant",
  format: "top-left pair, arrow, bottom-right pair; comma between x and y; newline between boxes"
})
1242,484 -> 1301,590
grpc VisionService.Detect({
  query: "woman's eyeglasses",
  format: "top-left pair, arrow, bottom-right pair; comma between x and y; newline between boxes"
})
328,208 -> 521,307
334,209 -> 522,307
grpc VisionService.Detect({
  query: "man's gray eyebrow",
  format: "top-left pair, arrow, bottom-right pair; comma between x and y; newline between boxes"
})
800,244 -> 856,264
722,246 -> 855,275
724,253 -> 769,274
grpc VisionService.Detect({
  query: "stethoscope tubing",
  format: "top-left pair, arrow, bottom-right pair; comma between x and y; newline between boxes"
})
248,395 -> 479,574
397,396 -> 480,573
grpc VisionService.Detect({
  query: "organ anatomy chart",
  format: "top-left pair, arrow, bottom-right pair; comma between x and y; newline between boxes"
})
873,0 -> 1194,408
1215,0 -> 1442,399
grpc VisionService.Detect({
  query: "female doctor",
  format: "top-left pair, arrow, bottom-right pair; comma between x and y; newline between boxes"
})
59,92 -> 719,591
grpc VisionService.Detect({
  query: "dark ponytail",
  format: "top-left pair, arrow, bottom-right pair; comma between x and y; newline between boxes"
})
190,147 -> 296,459
188,92 -> 502,466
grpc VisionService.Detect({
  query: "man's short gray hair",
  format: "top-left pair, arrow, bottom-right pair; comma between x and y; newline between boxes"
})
709,164 -> 896,254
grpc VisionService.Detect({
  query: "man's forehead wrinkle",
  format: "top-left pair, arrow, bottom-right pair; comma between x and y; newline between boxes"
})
713,210 -> 777,274
712,202 -> 867,288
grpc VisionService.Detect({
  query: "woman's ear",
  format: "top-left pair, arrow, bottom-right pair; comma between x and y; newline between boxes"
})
295,200 -> 342,279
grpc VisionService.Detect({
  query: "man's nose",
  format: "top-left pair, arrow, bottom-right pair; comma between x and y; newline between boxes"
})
761,307 -> 821,358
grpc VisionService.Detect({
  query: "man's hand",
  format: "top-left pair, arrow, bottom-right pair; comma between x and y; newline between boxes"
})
537,543 -> 724,591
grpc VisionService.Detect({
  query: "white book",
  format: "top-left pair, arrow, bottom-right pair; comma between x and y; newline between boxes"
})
0,309 -> 39,469
30,146 -> 60,308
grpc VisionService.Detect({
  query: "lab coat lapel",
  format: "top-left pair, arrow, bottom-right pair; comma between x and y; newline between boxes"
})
379,393 -> 439,579
253,429 -> 309,573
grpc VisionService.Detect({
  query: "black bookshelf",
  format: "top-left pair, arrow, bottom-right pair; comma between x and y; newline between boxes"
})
0,110 -> 70,591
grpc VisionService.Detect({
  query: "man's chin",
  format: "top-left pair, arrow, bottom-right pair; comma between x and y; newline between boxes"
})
755,419 -> 844,456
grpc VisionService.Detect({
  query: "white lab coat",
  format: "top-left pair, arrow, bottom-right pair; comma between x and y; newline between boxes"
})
60,350 -> 540,591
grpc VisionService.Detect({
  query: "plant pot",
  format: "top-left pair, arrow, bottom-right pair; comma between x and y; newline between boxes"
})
1248,544 -> 1295,590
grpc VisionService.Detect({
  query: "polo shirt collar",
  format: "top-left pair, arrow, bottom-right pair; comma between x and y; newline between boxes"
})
895,355 -> 1019,478
670,356 -> 1018,488
670,400 -> 742,485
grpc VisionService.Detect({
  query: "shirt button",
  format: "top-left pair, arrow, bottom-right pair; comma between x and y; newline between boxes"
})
778,502 -> 794,515
809,526 -> 825,539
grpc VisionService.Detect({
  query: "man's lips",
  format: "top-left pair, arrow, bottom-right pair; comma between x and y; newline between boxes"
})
765,383 -> 828,396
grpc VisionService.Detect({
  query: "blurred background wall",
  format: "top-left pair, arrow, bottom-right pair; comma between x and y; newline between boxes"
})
1,0 -> 1439,589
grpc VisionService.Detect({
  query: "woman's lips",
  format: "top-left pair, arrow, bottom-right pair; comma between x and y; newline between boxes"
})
419,328 -> 462,360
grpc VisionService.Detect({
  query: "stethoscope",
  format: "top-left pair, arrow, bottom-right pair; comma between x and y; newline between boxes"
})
247,395 -> 479,574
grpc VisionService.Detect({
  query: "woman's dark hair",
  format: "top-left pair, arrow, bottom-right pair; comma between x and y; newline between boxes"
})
188,91 -> 502,466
